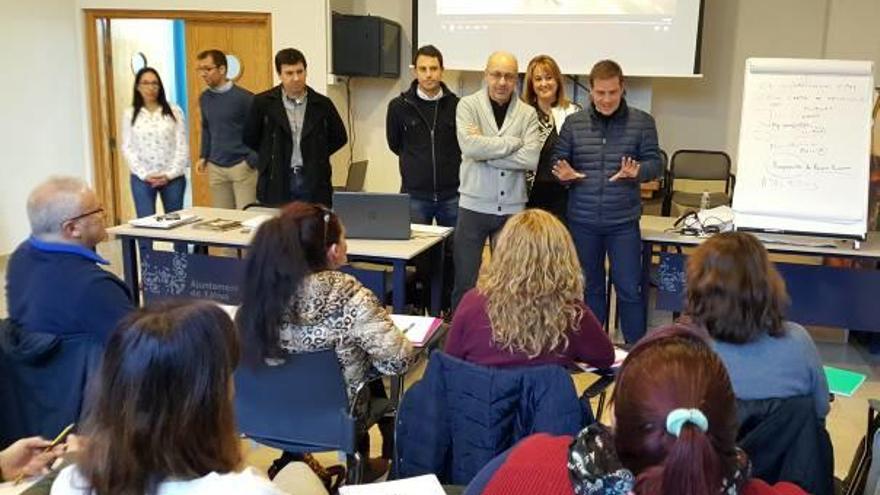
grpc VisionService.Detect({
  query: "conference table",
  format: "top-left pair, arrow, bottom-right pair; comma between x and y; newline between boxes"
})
106,207 -> 453,315
639,215 -> 880,332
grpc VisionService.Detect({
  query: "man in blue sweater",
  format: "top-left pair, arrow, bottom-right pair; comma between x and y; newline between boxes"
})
553,60 -> 660,343
195,49 -> 258,210
6,177 -> 133,342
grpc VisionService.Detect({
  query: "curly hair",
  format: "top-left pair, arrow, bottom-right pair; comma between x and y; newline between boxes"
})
476,209 -> 584,357
685,232 -> 789,343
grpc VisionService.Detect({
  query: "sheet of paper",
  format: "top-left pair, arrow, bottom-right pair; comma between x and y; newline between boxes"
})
391,314 -> 442,346
411,224 -> 453,236
217,303 -> 239,320
242,214 -> 273,229
0,479 -> 37,495
339,474 -> 445,495
576,347 -> 629,373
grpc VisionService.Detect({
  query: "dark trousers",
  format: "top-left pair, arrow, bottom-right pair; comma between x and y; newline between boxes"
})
451,207 -> 510,311
410,196 -> 459,314
130,175 -> 186,254
409,196 -> 459,227
570,220 -> 646,343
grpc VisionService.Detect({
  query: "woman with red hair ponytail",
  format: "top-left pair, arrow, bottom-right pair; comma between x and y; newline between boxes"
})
612,325 -> 741,494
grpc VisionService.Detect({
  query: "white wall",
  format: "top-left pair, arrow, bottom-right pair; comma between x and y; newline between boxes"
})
0,0 -> 331,254
0,0 -> 87,254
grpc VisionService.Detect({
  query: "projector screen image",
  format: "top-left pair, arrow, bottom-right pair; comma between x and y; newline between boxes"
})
438,0 -> 676,16
418,0 -> 702,76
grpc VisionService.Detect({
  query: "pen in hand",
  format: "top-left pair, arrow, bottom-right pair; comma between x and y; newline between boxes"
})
13,423 -> 75,485
402,323 -> 416,335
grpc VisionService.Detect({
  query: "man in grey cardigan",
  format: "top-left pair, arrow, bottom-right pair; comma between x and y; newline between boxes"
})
452,51 -> 542,310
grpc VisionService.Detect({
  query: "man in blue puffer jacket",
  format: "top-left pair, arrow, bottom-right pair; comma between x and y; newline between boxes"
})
552,60 -> 660,343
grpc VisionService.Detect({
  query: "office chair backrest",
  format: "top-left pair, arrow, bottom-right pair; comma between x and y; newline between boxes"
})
345,160 -> 369,192
670,149 -> 732,187
234,349 -> 357,454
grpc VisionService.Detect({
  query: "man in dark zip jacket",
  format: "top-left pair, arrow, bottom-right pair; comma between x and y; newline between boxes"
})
244,48 -> 347,207
386,45 -> 461,226
552,60 -> 660,344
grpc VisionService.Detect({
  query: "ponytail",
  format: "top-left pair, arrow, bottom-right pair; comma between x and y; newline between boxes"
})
611,325 -> 741,495
634,426 -> 723,495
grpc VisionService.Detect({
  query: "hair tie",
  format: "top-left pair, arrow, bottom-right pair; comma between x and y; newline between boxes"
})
665,408 -> 709,437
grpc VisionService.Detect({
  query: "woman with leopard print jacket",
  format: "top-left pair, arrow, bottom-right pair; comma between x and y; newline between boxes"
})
236,202 -> 417,411
236,202 -> 418,479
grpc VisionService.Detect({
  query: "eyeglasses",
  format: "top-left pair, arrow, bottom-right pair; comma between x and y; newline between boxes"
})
488,71 -> 518,82
61,207 -> 104,227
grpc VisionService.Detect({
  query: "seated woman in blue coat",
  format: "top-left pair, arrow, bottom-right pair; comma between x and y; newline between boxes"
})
683,231 -> 830,420
445,208 -> 614,370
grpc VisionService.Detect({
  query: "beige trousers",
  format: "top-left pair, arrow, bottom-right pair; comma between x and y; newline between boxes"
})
208,160 -> 258,209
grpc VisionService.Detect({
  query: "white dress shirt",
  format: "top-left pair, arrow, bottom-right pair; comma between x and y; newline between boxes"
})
122,104 -> 189,181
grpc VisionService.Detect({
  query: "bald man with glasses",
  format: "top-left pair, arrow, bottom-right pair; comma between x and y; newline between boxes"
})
6,177 -> 133,342
451,51 -> 542,310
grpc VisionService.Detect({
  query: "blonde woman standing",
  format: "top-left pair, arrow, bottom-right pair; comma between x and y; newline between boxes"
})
522,55 -> 580,220
445,209 -> 613,368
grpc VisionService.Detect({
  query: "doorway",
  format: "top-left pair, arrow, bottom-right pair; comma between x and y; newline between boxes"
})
83,10 -> 272,224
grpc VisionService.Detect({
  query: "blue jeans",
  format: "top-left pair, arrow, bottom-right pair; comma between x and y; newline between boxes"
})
130,175 -> 187,254
130,175 -> 186,218
570,220 -> 645,343
409,196 -> 459,227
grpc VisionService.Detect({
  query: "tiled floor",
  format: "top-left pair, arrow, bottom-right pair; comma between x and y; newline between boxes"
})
2,237 -> 877,481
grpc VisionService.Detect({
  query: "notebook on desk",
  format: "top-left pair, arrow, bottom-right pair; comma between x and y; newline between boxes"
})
128,213 -> 199,229
333,192 -> 411,240
391,314 -> 442,347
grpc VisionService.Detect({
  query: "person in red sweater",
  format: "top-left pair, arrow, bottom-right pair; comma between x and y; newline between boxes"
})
472,325 -> 809,495
445,208 -> 614,369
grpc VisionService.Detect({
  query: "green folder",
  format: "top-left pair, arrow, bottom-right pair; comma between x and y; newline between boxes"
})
824,366 -> 867,397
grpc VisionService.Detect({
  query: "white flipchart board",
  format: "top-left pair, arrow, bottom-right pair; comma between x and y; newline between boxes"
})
733,58 -> 874,239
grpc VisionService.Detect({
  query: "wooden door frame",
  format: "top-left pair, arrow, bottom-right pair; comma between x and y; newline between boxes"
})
83,9 -> 272,224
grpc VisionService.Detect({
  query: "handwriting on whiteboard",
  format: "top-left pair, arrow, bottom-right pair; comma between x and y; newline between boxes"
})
747,77 -> 867,192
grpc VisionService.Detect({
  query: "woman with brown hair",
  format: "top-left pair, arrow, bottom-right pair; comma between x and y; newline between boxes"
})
445,208 -> 613,368
50,300 -> 285,495
685,232 -> 829,419
522,55 -> 581,220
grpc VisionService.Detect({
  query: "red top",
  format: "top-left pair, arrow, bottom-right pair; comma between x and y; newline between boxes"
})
481,433 -> 808,495
445,289 -> 614,369
743,480 -> 809,495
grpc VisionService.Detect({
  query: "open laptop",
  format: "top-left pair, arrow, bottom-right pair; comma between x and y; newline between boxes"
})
333,192 -> 411,240
333,160 -> 368,192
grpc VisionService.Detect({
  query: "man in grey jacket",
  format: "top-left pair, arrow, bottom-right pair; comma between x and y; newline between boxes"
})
452,51 -> 542,310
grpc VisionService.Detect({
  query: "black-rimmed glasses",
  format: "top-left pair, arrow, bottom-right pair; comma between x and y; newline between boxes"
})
61,207 -> 104,227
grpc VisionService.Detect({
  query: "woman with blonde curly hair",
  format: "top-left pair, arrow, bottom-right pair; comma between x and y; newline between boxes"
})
445,208 -> 613,368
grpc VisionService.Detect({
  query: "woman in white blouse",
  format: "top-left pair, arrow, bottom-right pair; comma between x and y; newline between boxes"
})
122,67 -> 189,219
522,55 -> 581,220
